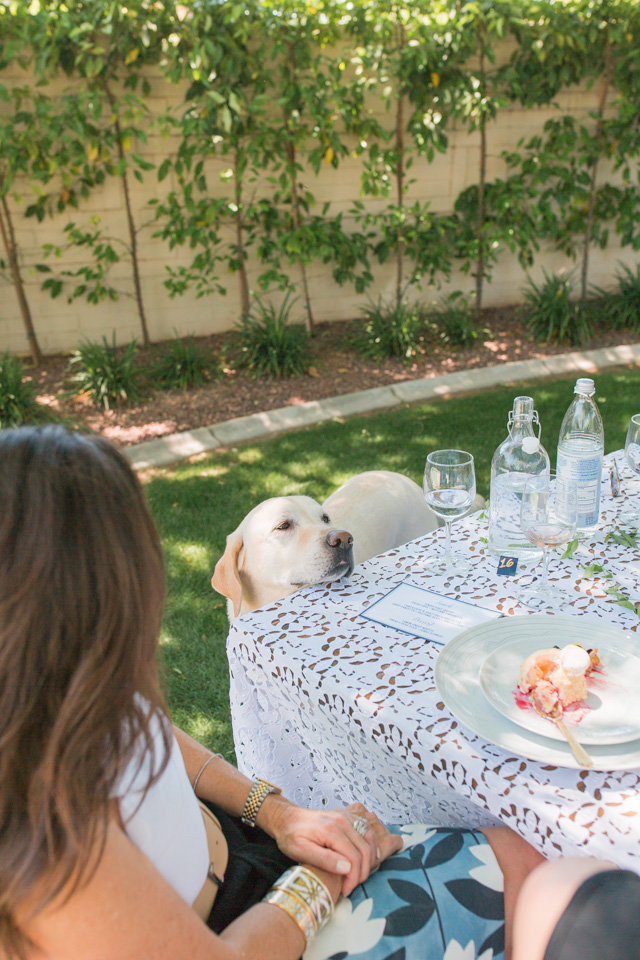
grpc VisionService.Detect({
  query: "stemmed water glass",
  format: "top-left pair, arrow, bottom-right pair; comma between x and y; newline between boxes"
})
422,449 -> 476,576
621,413 -> 640,522
517,472 -> 577,612
625,414 -> 640,474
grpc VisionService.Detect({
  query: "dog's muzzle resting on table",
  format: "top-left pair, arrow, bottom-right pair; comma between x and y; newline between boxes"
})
211,470 -> 442,620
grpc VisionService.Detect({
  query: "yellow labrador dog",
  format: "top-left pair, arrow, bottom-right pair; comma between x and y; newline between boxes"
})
212,470 -> 441,619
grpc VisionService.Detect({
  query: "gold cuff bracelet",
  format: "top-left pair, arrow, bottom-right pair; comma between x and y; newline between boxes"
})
262,865 -> 334,946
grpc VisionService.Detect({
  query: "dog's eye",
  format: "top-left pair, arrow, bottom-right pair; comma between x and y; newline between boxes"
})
276,520 -> 292,531
321,513 -> 330,524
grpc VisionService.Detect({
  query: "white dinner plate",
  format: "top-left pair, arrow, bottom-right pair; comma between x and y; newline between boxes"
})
435,614 -> 640,770
480,636 -> 640,745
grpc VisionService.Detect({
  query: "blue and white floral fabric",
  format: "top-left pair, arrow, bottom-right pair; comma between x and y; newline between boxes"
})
305,826 -> 505,960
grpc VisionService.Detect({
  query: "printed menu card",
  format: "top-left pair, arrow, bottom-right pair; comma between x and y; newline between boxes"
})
360,581 -> 501,646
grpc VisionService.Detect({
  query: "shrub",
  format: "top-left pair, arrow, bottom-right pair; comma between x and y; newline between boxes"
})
69,335 -> 141,410
429,291 -> 478,347
153,333 -> 218,390
353,299 -> 425,362
0,352 -> 51,428
234,295 -> 309,379
522,270 -> 593,345
596,263 -> 640,333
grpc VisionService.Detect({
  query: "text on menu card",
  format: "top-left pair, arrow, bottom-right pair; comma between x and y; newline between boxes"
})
359,582 -> 501,646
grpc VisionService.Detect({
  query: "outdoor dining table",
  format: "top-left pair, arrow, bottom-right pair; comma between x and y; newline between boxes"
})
227,450 -> 640,871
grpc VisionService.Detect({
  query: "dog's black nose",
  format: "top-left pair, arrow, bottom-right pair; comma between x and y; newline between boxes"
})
326,529 -> 353,550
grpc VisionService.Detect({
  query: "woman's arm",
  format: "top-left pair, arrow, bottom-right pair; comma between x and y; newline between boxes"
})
23,820 -> 342,960
173,726 -> 401,895
173,726 -> 281,827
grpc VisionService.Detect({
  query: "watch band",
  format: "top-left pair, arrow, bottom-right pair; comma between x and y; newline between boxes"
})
241,778 -> 281,827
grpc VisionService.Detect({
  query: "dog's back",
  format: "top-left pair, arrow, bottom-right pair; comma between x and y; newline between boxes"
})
323,470 -> 438,566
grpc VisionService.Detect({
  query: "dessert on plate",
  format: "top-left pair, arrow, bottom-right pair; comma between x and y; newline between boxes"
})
518,643 -> 600,716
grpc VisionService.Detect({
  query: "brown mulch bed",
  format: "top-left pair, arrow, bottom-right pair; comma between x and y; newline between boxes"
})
26,308 -> 637,448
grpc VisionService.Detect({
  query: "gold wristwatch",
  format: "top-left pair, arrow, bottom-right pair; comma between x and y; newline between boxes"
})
241,778 -> 282,827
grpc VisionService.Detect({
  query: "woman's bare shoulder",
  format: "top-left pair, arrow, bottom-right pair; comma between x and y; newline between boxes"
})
20,822 -> 233,960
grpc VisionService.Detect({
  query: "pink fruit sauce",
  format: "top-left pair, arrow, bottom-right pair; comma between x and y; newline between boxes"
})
513,663 -> 605,724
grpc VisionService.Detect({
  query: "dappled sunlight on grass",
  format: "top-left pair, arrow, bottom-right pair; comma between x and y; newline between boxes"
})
171,709 -> 232,759
163,541 -> 212,574
236,447 -> 266,465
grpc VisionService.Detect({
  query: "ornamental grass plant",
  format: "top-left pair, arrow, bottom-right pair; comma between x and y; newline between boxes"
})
153,332 -> 219,390
521,271 -> 594,346
352,299 -> 426,362
596,263 -> 640,333
69,335 -> 141,410
429,292 -> 479,348
0,352 -> 52,428
233,295 -> 309,379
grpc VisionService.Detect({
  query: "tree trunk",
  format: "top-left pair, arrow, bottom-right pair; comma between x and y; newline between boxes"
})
284,40 -> 314,335
0,190 -> 43,364
234,146 -> 251,318
581,39 -> 612,302
475,41 -> 487,318
393,19 -> 408,308
286,137 -> 314,334
395,89 -> 405,308
104,82 -> 151,348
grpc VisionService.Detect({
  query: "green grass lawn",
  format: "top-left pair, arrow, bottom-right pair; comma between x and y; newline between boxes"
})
146,366 -> 640,761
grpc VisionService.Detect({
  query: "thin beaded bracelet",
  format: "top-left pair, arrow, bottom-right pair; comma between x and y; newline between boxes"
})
263,865 -> 334,947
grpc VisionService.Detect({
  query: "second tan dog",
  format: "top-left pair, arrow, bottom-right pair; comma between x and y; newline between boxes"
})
212,470 -> 441,619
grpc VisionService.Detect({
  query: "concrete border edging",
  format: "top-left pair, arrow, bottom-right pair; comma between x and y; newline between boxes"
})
124,341 -> 640,471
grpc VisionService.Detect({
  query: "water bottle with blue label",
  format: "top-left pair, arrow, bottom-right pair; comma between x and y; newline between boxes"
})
556,378 -> 604,533
489,396 -> 550,558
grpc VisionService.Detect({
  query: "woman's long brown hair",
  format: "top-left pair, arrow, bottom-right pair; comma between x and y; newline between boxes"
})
0,426 -> 171,957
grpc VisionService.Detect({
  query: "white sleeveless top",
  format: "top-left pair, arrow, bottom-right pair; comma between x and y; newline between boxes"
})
112,709 -> 209,906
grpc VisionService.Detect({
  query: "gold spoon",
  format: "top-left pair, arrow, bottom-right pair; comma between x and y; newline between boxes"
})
533,701 -> 593,768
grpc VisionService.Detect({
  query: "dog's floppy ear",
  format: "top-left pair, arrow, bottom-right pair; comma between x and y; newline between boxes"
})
211,529 -> 244,618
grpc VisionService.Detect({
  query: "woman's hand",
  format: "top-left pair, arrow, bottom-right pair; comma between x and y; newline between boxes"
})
262,798 -> 402,896
173,727 -> 401,894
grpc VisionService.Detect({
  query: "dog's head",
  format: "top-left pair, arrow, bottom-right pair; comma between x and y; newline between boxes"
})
211,495 -> 354,618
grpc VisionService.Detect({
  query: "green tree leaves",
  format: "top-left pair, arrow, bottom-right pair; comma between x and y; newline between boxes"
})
2,0 -> 640,360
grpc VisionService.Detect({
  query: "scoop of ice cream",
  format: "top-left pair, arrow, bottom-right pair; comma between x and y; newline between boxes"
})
518,643 -> 596,713
560,644 -> 592,677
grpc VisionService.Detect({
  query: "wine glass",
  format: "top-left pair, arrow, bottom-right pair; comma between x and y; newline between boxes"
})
620,413 -> 640,522
625,414 -> 640,475
517,472 -> 577,612
423,449 -> 476,575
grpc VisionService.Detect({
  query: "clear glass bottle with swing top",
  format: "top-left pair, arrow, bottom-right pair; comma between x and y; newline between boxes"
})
488,395 -> 550,559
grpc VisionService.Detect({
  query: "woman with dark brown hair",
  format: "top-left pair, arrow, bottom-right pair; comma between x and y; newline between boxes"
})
1,425 -> 637,960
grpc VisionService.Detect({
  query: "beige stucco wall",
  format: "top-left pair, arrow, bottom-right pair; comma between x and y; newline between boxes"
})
1,61 -> 637,357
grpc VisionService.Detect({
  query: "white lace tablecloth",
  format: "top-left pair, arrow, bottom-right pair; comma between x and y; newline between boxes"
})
227,452 -> 640,870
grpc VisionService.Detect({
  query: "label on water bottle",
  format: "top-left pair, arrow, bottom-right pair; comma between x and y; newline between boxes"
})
496,555 -> 518,576
557,441 -> 603,529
